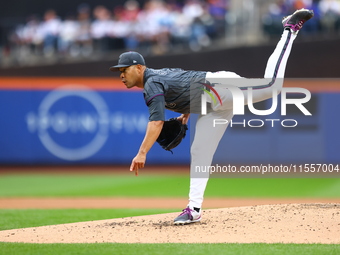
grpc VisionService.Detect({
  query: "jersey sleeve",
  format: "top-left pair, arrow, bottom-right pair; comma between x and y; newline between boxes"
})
143,79 -> 166,121
147,95 -> 166,121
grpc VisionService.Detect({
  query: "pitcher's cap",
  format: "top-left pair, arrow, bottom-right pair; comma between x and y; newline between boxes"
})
109,52 -> 145,72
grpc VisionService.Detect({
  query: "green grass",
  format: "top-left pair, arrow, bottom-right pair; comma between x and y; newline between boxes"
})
0,243 -> 339,255
0,174 -> 340,198
0,173 -> 339,254
0,209 -> 176,231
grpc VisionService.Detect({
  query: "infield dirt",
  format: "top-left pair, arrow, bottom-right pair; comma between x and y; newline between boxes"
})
0,203 -> 339,244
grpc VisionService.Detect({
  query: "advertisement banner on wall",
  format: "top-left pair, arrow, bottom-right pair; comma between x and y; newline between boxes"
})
0,78 -> 339,165
0,78 -> 189,164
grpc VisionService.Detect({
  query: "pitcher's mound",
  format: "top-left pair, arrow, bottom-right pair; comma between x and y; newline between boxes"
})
0,203 -> 339,244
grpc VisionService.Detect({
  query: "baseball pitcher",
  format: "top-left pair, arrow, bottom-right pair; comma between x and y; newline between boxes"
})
109,9 -> 314,224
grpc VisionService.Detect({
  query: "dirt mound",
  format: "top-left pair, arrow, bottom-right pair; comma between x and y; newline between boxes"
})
0,203 -> 339,244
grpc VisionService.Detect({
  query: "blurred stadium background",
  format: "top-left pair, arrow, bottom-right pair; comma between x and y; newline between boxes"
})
0,0 -> 339,166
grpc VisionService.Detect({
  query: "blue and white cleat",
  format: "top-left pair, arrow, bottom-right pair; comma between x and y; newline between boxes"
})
173,206 -> 201,225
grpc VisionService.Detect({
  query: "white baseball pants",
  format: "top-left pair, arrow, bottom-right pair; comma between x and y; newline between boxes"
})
188,30 -> 297,209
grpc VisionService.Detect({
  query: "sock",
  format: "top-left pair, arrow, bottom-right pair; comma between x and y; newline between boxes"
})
193,207 -> 200,213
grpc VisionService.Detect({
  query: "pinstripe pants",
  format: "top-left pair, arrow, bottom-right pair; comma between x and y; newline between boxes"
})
188,30 -> 297,209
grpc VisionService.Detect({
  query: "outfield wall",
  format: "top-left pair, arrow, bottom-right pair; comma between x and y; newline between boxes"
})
0,78 -> 339,165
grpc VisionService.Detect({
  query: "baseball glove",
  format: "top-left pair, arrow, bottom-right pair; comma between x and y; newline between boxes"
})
156,118 -> 188,153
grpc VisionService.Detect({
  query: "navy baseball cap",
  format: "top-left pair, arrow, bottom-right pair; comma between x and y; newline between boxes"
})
109,52 -> 145,72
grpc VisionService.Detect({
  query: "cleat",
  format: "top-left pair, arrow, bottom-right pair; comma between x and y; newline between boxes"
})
173,207 -> 201,225
282,8 -> 314,34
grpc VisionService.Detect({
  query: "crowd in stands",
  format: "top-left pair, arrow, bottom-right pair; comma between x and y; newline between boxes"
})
6,0 -> 228,61
3,0 -> 340,64
262,0 -> 340,37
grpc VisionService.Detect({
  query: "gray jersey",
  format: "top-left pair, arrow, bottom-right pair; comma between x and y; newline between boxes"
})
143,68 -> 207,121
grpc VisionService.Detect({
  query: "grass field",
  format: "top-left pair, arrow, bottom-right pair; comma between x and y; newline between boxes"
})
0,172 -> 339,255
1,242 -> 340,255
0,209 -> 177,231
1,174 -> 340,197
